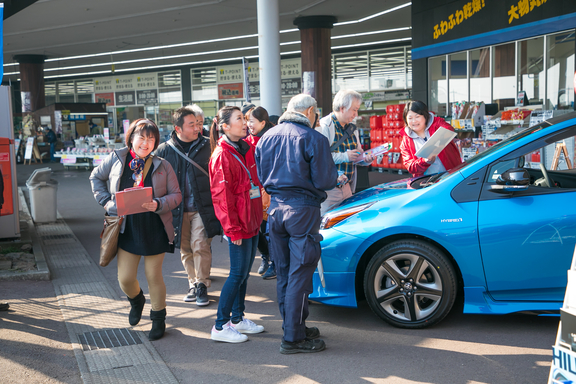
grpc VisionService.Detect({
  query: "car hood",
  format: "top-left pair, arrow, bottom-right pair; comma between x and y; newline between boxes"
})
332,177 -> 419,211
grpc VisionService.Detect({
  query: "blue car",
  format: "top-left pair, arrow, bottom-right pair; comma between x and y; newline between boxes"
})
311,111 -> 576,328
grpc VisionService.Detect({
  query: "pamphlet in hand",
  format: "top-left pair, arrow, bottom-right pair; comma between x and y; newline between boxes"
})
353,142 -> 393,164
115,186 -> 153,216
414,127 -> 457,159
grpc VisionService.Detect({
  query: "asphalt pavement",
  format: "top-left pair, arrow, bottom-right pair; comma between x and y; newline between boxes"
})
0,161 -> 560,384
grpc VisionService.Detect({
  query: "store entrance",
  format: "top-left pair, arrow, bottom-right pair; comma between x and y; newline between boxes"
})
115,106 -> 144,136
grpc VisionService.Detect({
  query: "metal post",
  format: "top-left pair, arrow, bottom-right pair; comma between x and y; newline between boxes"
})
257,0 -> 281,115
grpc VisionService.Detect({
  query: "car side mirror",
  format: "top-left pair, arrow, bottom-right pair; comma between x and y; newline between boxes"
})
489,168 -> 530,194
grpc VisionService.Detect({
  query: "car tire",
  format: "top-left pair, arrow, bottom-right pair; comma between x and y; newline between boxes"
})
364,239 -> 457,329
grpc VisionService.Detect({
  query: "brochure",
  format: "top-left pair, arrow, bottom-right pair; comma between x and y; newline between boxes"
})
414,127 -> 457,159
354,142 -> 393,164
115,186 -> 153,216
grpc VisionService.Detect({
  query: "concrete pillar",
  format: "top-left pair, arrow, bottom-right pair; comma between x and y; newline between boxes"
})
256,0 -> 282,116
294,16 -> 337,117
14,54 -> 47,112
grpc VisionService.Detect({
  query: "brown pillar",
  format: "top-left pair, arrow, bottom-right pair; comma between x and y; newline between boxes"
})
14,54 -> 47,112
294,16 -> 336,117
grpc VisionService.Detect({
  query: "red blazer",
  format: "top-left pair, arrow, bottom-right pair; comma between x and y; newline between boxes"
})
400,117 -> 462,177
209,137 -> 263,241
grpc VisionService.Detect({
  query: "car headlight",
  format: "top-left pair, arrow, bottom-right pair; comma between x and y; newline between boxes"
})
320,202 -> 374,230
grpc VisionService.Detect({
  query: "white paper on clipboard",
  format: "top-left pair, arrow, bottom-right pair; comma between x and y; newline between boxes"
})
414,127 -> 457,159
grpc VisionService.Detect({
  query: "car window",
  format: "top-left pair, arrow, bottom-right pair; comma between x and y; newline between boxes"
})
487,159 -> 517,182
487,126 -> 576,190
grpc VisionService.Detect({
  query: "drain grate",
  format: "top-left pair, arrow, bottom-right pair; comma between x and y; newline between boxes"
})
78,328 -> 142,351
41,234 -> 74,241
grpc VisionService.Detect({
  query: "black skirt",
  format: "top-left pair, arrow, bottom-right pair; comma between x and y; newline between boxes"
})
117,154 -> 173,256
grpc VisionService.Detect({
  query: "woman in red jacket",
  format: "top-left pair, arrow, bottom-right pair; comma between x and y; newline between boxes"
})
208,105 -> 265,343
400,100 -> 462,177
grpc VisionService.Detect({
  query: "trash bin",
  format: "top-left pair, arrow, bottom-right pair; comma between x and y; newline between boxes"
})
26,167 -> 58,223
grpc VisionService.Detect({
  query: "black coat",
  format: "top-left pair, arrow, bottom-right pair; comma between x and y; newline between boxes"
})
156,132 -> 221,247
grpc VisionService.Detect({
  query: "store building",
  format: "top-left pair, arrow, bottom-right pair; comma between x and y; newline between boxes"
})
412,0 -> 576,115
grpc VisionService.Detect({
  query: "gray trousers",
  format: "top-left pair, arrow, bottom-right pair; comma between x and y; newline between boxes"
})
268,204 -> 323,343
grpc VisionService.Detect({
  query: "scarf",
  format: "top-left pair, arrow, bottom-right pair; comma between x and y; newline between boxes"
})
129,149 -> 150,187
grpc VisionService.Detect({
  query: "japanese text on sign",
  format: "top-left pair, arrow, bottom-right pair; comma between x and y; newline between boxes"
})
433,0 -> 485,40
508,0 -> 547,24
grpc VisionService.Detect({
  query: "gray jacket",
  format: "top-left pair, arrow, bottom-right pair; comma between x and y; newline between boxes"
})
89,147 -> 182,242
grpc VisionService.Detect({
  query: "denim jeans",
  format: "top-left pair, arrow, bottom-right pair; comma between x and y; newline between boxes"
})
215,234 -> 258,330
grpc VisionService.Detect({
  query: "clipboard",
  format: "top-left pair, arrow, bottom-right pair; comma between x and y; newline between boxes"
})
115,186 -> 153,216
414,127 -> 457,159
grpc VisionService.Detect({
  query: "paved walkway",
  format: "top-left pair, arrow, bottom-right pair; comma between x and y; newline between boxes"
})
13,190 -> 178,383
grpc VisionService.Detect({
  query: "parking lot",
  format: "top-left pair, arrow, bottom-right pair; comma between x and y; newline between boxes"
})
0,162 -> 560,384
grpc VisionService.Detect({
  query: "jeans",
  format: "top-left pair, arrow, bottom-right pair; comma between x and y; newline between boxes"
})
215,234 -> 258,329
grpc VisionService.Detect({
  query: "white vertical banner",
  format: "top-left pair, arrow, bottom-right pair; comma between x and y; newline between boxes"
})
242,57 -> 251,103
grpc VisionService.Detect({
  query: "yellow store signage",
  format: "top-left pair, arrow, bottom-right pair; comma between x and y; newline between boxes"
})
433,0 -> 486,40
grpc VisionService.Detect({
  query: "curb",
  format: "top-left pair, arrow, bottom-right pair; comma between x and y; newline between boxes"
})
0,188 -> 50,281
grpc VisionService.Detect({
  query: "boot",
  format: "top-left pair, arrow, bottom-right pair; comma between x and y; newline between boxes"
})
149,308 -> 166,341
127,289 -> 145,326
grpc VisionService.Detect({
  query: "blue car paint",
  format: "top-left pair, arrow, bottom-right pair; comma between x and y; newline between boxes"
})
310,113 -> 576,317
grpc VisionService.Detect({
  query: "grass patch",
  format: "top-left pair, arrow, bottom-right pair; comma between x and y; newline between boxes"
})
0,246 -> 22,254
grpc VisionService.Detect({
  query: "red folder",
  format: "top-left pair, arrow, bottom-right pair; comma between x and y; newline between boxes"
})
115,187 -> 153,216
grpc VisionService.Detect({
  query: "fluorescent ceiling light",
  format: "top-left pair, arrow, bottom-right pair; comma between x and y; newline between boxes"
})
4,3 -> 411,68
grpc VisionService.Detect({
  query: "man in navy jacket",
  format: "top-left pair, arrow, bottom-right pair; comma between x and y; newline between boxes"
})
255,94 -> 337,354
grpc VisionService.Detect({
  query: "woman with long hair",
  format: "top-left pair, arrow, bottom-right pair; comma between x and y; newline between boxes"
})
209,106 -> 265,343
90,119 -> 181,341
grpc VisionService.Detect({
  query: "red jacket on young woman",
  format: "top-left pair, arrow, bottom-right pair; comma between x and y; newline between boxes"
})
400,116 -> 462,177
209,137 -> 263,241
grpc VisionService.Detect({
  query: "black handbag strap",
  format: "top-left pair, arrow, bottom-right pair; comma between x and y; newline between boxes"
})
330,123 -> 357,152
167,141 -> 209,177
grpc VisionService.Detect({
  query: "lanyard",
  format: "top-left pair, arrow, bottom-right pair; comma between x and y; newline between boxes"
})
230,153 -> 254,184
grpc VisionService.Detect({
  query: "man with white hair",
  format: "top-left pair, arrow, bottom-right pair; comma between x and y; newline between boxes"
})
318,89 -> 373,215
255,94 -> 337,354
190,103 -> 209,137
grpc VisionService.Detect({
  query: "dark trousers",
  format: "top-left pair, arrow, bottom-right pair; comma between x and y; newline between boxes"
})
268,204 -> 323,342
215,234 -> 258,329
257,220 -> 269,257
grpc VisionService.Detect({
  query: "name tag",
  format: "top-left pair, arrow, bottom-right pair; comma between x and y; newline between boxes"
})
249,184 -> 261,199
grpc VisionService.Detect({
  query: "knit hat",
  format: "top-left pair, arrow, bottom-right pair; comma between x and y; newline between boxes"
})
241,103 -> 256,115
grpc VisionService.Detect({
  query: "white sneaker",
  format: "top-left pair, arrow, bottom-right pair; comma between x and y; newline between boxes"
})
230,317 -> 265,334
211,322 -> 248,343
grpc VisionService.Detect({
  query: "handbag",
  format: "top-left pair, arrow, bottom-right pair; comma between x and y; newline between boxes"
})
98,156 -> 152,267
99,215 -> 124,267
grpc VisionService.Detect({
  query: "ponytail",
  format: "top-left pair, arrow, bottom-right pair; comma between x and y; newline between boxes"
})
209,117 -> 219,155
209,105 -> 242,155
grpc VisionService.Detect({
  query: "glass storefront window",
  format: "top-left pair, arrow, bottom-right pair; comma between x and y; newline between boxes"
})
192,67 -> 218,101
58,82 -> 75,103
470,48 -> 490,104
369,49 -> 406,90
333,52 -> 369,92
448,52 -> 468,106
518,36 -> 544,105
547,31 -> 575,110
76,80 -> 94,103
158,70 -> 182,132
428,56 -> 447,115
492,42 -> 516,110
45,83 -> 56,106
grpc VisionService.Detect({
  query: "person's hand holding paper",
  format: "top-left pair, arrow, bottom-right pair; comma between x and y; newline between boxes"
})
414,127 -> 457,160
115,186 -> 153,216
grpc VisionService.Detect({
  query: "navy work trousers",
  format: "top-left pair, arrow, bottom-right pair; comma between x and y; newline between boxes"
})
268,204 -> 323,343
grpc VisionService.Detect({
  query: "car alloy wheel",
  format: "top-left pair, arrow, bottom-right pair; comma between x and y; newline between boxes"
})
364,240 -> 457,329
